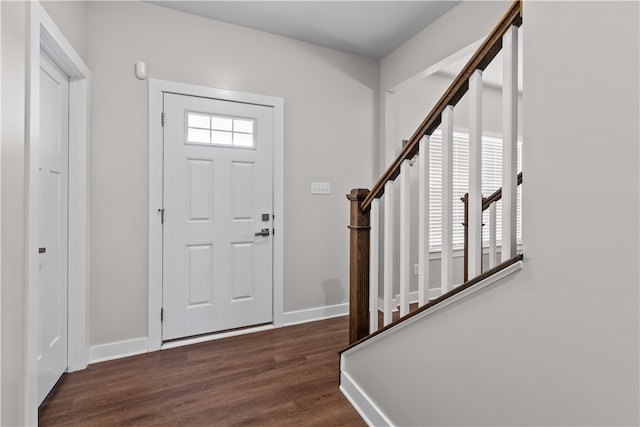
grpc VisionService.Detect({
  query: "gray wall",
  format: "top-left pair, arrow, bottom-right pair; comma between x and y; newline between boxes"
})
391,72 -> 523,145
343,1 -> 640,425
86,1 -> 379,346
41,1 -> 88,61
379,1 -> 509,174
2,1 -> 377,421
1,3 -> 27,424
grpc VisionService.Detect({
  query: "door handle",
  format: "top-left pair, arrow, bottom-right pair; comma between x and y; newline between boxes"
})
254,228 -> 270,237
39,247 -> 46,254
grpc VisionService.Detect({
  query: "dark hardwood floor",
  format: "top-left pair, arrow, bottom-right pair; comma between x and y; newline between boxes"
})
39,317 -> 366,426
375,302 -> 419,330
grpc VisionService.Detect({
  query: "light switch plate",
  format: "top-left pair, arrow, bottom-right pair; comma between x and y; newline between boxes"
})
311,182 -> 331,195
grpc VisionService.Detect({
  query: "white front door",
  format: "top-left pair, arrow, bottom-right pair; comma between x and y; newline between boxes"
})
37,51 -> 69,404
162,93 -> 274,341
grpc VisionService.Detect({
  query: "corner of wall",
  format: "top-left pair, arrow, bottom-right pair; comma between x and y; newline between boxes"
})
1,1 -> 27,425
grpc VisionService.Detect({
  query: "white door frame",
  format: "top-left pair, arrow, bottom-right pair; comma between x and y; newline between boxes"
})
148,79 -> 284,352
25,2 -> 90,424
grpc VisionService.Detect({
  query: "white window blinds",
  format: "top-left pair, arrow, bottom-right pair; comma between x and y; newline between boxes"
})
428,130 -> 522,250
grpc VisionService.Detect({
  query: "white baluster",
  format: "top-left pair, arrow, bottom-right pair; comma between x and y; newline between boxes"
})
502,25 -> 518,261
418,135 -> 430,306
399,160 -> 410,316
441,106 -> 454,293
469,70 -> 483,278
383,181 -> 394,326
489,202 -> 497,268
369,198 -> 380,333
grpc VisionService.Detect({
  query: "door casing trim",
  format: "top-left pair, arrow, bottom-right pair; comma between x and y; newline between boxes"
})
25,2 -> 91,424
148,79 -> 285,351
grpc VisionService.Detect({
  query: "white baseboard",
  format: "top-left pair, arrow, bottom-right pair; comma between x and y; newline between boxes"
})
340,371 -> 392,427
87,304 -> 347,365
283,302 -> 349,326
89,337 -> 149,364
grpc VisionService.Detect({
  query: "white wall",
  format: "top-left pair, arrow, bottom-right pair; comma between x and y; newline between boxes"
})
0,2 -> 88,424
41,1 -> 88,61
86,1 -> 379,346
342,1 -> 640,425
1,3 -> 26,425
381,2 -> 508,93
378,1 -> 508,174
392,72 -> 523,145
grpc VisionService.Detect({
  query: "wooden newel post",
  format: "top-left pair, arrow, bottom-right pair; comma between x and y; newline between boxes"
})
347,189 -> 371,344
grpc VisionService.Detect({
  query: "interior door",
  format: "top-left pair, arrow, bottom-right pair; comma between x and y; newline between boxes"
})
37,51 -> 69,404
162,93 -> 274,341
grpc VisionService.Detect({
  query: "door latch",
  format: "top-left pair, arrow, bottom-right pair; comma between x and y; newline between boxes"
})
254,228 -> 270,237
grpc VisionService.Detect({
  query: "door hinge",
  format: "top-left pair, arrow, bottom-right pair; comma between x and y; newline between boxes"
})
160,308 -> 164,322
161,111 -> 166,127
158,208 -> 165,224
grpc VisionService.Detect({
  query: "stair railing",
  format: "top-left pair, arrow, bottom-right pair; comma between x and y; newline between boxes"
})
461,171 -> 523,282
347,0 -> 523,344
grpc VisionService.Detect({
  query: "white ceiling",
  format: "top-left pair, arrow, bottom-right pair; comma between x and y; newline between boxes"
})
148,1 -> 460,60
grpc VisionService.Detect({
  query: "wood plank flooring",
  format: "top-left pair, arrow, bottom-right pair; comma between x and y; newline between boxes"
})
375,302 -> 419,330
39,317 -> 365,426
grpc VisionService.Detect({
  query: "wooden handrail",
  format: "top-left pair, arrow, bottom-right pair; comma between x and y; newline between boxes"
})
462,171 -> 523,281
482,171 -> 523,210
461,172 -> 523,211
341,254 -> 524,353
361,0 -> 522,211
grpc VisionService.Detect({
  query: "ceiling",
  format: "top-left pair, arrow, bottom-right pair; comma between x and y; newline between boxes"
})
148,1 -> 460,60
